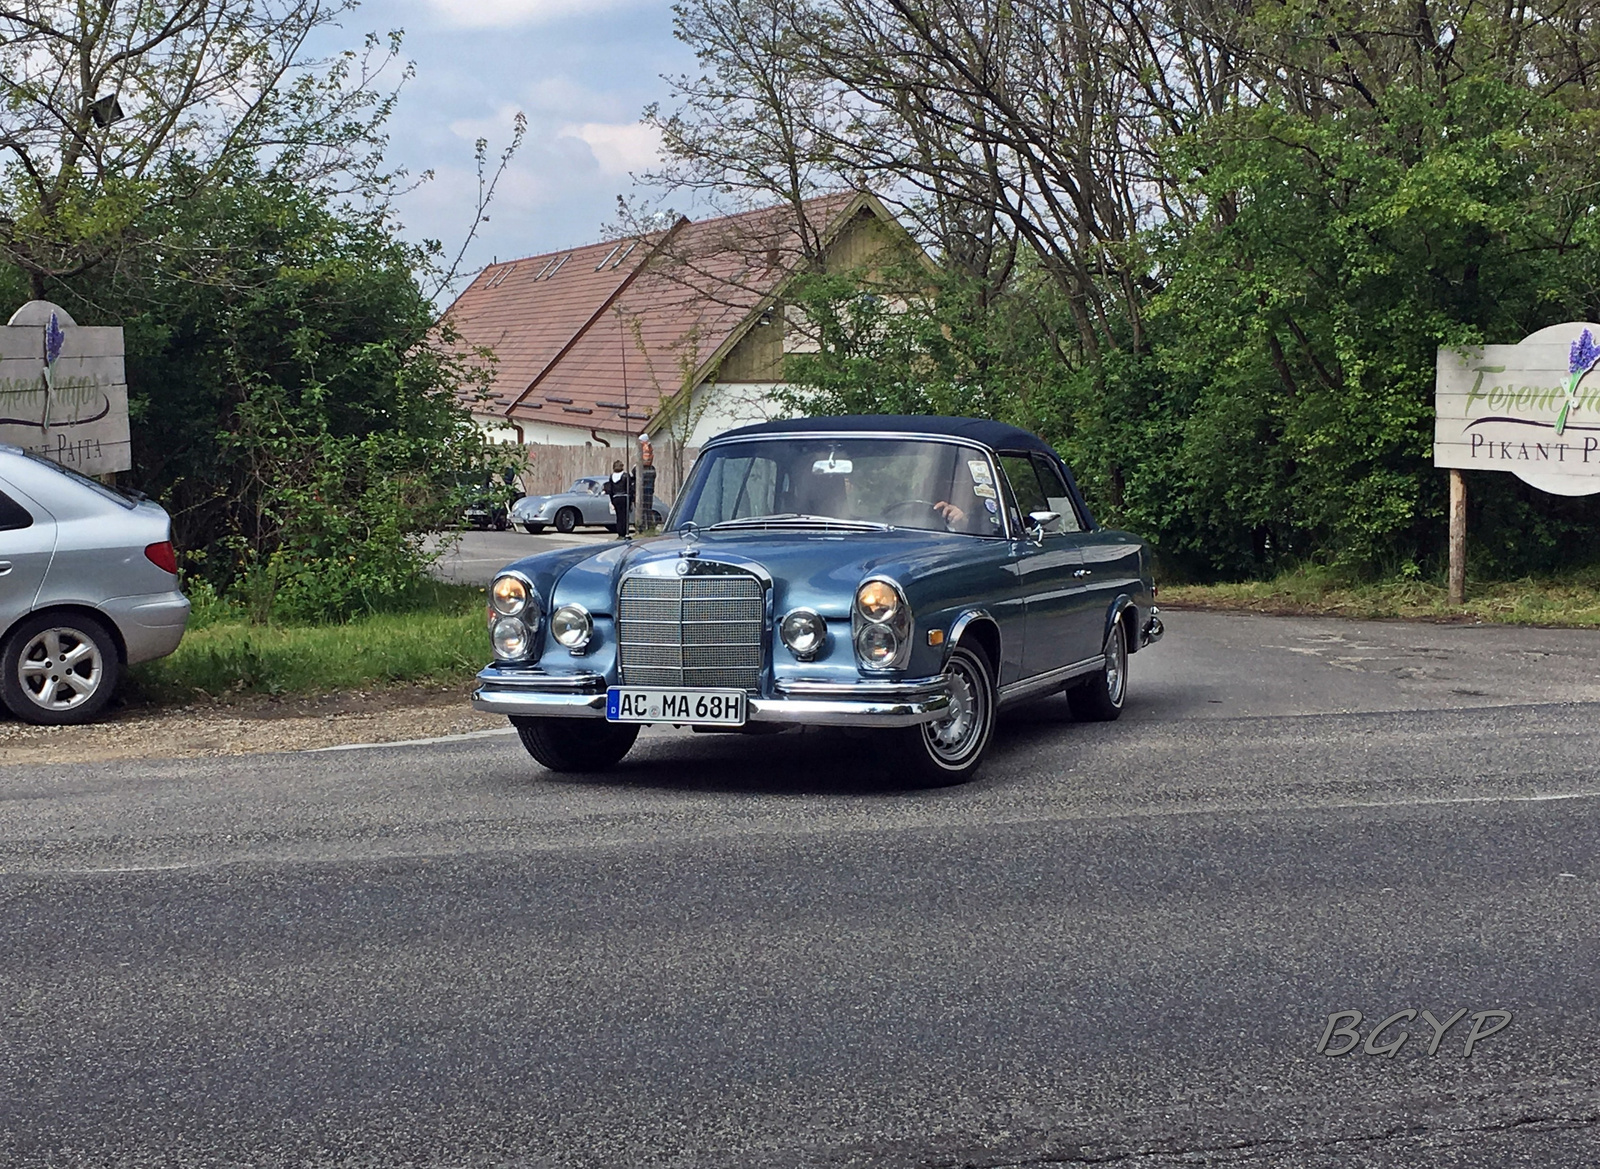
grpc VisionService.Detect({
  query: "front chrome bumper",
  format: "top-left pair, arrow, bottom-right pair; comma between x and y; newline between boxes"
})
471,666 -> 952,728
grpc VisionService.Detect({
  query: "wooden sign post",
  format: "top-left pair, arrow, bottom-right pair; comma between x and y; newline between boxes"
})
1435,322 -> 1600,604
0,300 -> 131,475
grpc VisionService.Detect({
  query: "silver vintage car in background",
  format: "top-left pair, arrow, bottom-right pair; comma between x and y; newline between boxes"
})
0,445 -> 189,724
511,475 -> 667,534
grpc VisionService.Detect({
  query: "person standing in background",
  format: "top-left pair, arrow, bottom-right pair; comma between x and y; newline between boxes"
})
635,436 -> 657,531
607,459 -> 632,539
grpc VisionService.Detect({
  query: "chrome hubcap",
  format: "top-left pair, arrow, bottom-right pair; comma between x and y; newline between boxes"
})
18,628 -> 103,711
1105,627 -> 1126,705
926,655 -> 988,764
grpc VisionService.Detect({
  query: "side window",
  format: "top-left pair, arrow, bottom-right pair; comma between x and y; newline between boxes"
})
998,454 -> 1045,516
0,489 -> 33,532
998,452 -> 1070,535
1030,454 -> 1083,533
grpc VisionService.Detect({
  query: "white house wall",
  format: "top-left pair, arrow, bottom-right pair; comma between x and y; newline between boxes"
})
683,382 -> 793,447
474,413 -> 631,448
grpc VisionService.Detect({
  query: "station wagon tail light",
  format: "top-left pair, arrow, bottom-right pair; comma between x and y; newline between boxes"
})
144,541 -> 178,575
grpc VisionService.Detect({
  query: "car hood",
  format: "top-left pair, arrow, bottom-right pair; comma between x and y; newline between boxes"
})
528,527 -> 1000,618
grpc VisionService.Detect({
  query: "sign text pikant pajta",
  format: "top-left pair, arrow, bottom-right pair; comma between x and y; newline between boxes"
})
0,300 -> 131,476
1435,322 -> 1600,497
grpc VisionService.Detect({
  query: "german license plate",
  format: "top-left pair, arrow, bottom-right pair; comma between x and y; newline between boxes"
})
606,687 -> 747,726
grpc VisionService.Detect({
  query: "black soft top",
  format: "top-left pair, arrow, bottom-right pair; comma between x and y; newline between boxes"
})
708,414 -> 1096,529
713,414 -> 1060,458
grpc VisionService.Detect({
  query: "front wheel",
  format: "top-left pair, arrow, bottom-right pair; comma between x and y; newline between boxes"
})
1,612 -> 122,725
554,507 -> 579,534
512,716 -> 639,773
890,643 -> 996,785
1067,618 -> 1128,722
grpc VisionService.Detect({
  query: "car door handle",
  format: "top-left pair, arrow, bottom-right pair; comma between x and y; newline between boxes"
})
0,561 -> 11,575
1073,568 -> 1091,578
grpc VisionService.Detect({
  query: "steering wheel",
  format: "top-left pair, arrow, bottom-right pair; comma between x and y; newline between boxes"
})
883,498 -> 944,526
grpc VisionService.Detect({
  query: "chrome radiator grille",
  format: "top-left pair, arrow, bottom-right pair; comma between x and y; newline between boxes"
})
617,572 -> 765,690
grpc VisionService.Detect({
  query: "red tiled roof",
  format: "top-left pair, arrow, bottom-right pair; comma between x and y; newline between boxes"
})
441,193 -> 866,433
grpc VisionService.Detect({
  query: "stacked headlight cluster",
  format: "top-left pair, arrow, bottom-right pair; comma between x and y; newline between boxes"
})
852,578 -> 912,670
488,573 -> 540,662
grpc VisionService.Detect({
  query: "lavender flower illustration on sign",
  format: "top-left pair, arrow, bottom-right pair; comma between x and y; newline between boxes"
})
1558,328 -> 1600,435
44,311 -> 64,367
39,310 -> 66,430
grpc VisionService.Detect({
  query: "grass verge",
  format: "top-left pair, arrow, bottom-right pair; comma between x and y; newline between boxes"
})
1162,567 -> 1600,628
128,582 -> 489,703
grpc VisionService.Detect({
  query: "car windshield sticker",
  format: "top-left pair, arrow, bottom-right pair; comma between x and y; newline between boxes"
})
984,497 -> 999,515
968,460 -> 994,486
972,483 -> 996,500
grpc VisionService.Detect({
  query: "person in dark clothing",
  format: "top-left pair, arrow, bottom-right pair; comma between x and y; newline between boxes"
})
606,459 -> 633,538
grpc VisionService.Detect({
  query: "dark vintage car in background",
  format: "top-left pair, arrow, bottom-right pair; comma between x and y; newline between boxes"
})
473,416 -> 1162,783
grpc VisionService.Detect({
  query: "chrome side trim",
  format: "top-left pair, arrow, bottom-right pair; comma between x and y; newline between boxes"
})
997,655 -> 1103,706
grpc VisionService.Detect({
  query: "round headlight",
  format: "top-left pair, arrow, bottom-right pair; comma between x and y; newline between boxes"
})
780,608 -> 827,659
491,616 -> 532,659
491,575 -> 529,617
551,603 -> 593,650
856,580 -> 900,623
855,622 -> 899,666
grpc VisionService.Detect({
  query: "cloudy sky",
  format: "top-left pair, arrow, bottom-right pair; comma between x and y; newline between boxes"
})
322,0 -> 702,282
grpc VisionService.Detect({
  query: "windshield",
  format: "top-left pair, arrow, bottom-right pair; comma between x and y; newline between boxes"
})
571,479 -> 600,495
673,437 -> 1005,535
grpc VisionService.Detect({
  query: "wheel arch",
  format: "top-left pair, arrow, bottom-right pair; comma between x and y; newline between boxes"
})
947,609 -> 1001,675
1105,595 -> 1142,654
1,603 -> 127,666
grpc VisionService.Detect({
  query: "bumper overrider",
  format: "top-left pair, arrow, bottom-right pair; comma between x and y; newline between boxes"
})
471,666 -> 953,728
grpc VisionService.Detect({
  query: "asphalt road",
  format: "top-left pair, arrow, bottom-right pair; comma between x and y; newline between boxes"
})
428,529 -> 624,587
2,611 -> 1598,1167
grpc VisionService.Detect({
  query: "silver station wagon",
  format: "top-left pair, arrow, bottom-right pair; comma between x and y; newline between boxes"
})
474,416 -> 1163,784
0,445 -> 190,724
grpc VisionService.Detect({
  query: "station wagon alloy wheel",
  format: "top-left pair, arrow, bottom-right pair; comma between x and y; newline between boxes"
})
1,613 -> 122,725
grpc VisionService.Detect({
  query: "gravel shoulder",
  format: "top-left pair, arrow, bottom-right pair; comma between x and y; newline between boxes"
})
0,682 -> 505,766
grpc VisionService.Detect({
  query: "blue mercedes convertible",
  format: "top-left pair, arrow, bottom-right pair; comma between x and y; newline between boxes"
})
473,416 -> 1163,783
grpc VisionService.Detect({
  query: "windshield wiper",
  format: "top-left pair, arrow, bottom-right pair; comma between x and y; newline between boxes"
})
706,513 -> 889,532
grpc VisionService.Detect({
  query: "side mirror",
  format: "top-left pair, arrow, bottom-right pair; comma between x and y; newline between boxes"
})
1024,510 -> 1060,544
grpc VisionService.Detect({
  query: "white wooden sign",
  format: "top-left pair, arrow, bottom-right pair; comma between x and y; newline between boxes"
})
0,300 -> 132,475
1435,321 -> 1600,497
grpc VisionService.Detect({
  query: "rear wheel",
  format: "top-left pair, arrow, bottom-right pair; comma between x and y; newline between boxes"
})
512,716 -> 639,773
891,643 -> 996,785
554,508 -> 578,534
1,612 -> 122,725
1067,618 -> 1128,722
